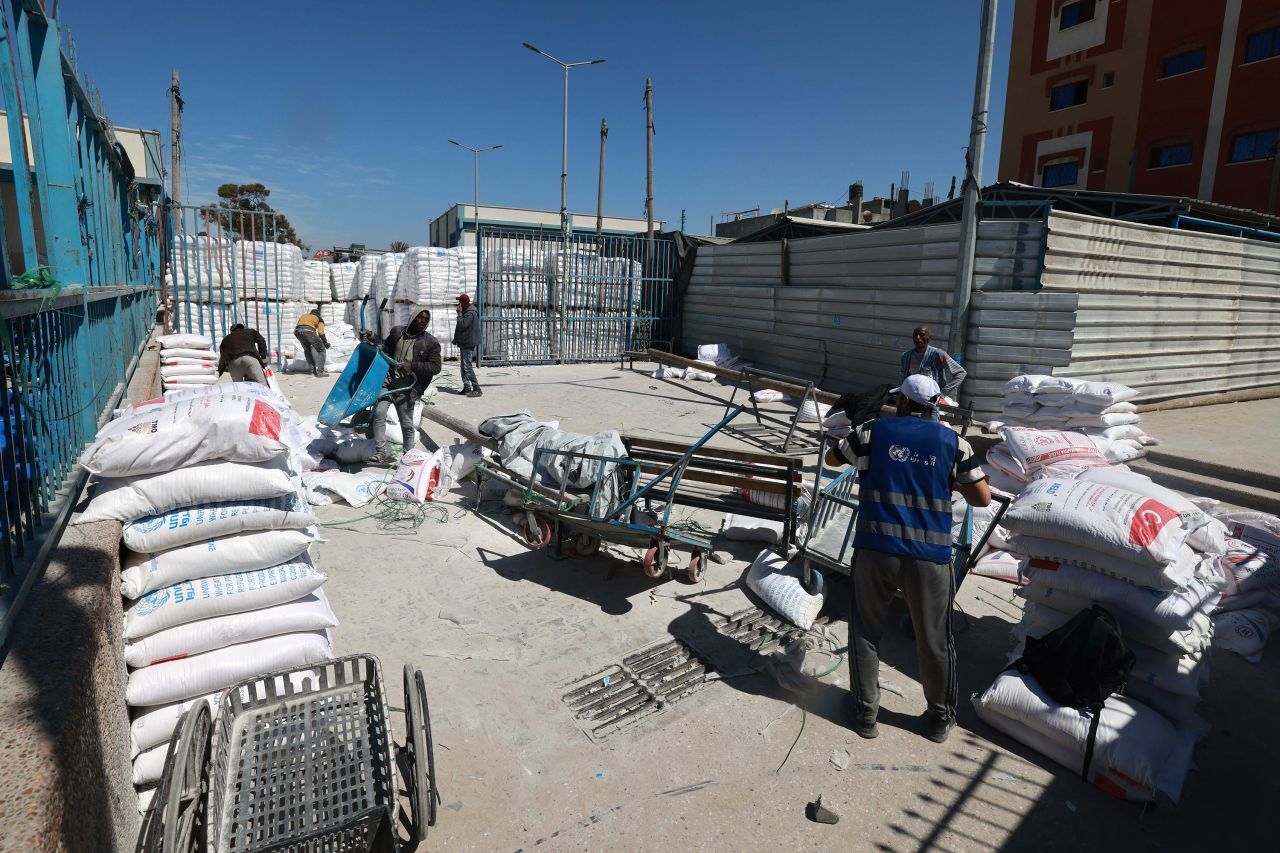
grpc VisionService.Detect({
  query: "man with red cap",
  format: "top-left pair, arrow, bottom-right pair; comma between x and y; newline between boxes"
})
453,293 -> 481,397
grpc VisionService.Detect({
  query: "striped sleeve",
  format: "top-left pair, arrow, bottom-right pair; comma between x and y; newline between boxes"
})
835,420 -> 875,476
953,436 -> 986,485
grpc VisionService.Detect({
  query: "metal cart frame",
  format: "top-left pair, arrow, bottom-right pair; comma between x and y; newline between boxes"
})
136,655 -> 438,853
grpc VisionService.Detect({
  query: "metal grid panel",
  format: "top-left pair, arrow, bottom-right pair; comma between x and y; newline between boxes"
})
478,228 -> 674,364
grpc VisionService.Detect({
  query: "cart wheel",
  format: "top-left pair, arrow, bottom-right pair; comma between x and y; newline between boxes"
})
676,553 -> 705,585
574,535 -> 602,557
403,664 -> 438,840
641,543 -> 667,579
140,700 -> 211,853
802,565 -> 825,597
519,513 -> 552,548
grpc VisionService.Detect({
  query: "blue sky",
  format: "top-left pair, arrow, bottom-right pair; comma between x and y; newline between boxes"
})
64,0 -> 1012,249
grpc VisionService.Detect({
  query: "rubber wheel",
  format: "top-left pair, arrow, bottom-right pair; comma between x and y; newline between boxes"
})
676,553 -> 705,585
142,700 -> 211,853
641,543 -> 667,579
574,535 -> 602,557
403,664 -> 438,840
519,514 -> 553,548
802,565 -> 825,597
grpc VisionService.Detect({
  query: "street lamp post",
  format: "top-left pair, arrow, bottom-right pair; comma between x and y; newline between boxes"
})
448,140 -> 503,251
523,42 -> 605,243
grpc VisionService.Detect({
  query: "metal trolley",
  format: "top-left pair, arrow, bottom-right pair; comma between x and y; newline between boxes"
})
137,655 -> 438,853
799,451 -> 1010,593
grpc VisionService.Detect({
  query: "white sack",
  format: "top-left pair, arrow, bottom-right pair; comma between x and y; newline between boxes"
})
1004,479 -> 1191,569
754,389 -> 788,403
997,428 -> 1109,477
79,460 -> 295,524
972,669 -> 1195,804
721,513 -> 783,544
124,590 -> 338,667
745,549 -> 823,631
970,550 -> 1030,585
158,347 -> 217,360
821,410 -> 852,438
121,488 -> 315,553
156,333 -> 214,350
130,694 -> 218,756
163,375 -> 218,387
1025,558 -> 1218,630
126,631 -> 333,707
1067,412 -> 1141,429
796,399 -> 831,424
83,394 -> 297,477
651,365 -> 685,380
159,363 -> 217,379
132,744 -> 168,787
123,559 -> 326,641
1211,607 -> 1276,663
1002,375 -> 1057,395
1008,533 -> 1198,591
304,470 -> 386,508
386,449 -> 453,503
1069,380 -> 1140,407
1076,467 -> 1225,554
121,527 -> 317,599
445,439 -> 483,481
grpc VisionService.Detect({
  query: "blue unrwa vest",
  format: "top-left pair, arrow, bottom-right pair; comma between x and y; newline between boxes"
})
854,416 -> 959,563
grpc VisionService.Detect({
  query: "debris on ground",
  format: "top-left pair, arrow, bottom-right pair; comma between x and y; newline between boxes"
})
805,795 -> 840,825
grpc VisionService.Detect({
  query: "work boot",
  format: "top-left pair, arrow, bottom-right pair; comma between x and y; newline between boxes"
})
850,712 -> 879,740
924,712 -> 956,744
467,388 -> 483,398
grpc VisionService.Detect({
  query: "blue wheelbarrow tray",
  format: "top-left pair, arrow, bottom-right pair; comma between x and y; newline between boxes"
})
319,341 -> 402,426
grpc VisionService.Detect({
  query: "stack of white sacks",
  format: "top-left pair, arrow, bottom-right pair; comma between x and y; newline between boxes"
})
392,246 -> 481,360
962,375 -> 1269,804
74,382 -> 334,813
301,259 -> 337,304
157,333 -> 218,392
237,241 -> 306,361
342,255 -> 381,329
166,236 -> 236,333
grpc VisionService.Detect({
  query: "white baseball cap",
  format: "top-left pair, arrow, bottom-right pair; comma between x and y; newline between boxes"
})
891,374 -> 942,409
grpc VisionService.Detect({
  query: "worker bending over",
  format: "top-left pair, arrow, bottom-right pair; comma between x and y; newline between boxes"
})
217,323 -> 268,385
294,306 -> 330,376
369,309 -> 442,465
901,326 -> 966,403
826,375 -> 990,744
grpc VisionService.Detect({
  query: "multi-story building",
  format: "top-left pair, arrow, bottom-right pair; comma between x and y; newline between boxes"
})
998,0 -> 1280,213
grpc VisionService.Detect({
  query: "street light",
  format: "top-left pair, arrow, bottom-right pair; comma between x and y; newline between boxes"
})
448,140 -> 503,255
523,42 -> 606,242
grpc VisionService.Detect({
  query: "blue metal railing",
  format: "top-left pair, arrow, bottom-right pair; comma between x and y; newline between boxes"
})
0,2 -> 159,643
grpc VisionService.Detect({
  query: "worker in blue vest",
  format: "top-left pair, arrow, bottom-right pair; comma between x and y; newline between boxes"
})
825,374 -> 990,743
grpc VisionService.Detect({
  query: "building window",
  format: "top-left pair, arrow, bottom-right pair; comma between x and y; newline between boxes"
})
1229,129 -> 1279,162
1161,47 -> 1207,77
1049,80 -> 1089,110
1244,26 -> 1280,63
1042,161 -> 1081,187
1102,71 -> 1115,88
1059,0 -> 1096,30
1149,143 -> 1193,168
1092,155 -> 1106,172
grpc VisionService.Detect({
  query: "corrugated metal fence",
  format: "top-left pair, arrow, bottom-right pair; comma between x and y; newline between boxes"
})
0,4 -> 159,642
682,210 -> 1280,419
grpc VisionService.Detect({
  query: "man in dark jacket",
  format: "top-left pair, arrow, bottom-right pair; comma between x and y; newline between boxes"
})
452,293 -> 481,397
217,324 -> 269,385
369,309 -> 442,464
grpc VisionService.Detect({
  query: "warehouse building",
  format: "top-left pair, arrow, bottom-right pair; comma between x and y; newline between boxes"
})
429,203 -> 663,248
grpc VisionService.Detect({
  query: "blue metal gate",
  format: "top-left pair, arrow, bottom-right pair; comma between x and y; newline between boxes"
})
0,2 -> 160,642
477,228 -> 675,364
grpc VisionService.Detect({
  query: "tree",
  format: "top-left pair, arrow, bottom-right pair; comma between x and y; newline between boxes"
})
389,240 -> 409,252
208,183 -> 307,251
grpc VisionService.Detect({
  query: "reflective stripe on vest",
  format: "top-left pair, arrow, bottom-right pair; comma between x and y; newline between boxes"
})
854,416 -> 958,563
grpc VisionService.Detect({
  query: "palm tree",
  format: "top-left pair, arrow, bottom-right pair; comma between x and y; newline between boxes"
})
389,240 -> 409,252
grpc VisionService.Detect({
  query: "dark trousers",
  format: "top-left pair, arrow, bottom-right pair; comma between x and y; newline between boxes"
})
295,326 -> 326,374
848,548 -> 957,722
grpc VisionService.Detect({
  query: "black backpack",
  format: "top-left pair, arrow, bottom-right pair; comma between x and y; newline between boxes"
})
834,384 -> 892,425
1013,604 -> 1136,781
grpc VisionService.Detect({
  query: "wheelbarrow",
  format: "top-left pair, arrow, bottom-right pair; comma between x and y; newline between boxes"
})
318,341 -> 400,427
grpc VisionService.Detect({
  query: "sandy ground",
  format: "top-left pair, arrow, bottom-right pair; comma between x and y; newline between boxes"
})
1140,397 -> 1280,477
275,360 -> 1279,852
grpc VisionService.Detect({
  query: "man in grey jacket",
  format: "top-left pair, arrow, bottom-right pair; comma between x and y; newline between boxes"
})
453,293 -> 481,398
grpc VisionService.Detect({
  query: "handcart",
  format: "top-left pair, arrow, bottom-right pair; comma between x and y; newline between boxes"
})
319,341 -> 400,426
798,448 -> 1011,594
136,655 -> 438,853
719,365 -> 828,457
476,406 -> 807,585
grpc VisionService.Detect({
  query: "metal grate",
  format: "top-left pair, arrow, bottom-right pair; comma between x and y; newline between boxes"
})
561,639 -> 709,741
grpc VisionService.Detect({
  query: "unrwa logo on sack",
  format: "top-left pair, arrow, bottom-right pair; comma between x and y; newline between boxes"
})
135,588 -> 170,616
132,515 -> 166,533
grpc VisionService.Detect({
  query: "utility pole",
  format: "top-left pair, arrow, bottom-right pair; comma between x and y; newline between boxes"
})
644,79 -> 654,244
169,69 -> 182,206
948,0 -> 997,390
597,118 -> 607,237
681,209 -> 686,232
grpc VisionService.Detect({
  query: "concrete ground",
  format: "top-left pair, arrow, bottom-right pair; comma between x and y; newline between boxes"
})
1140,397 -> 1280,479
274,361 -> 1278,852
